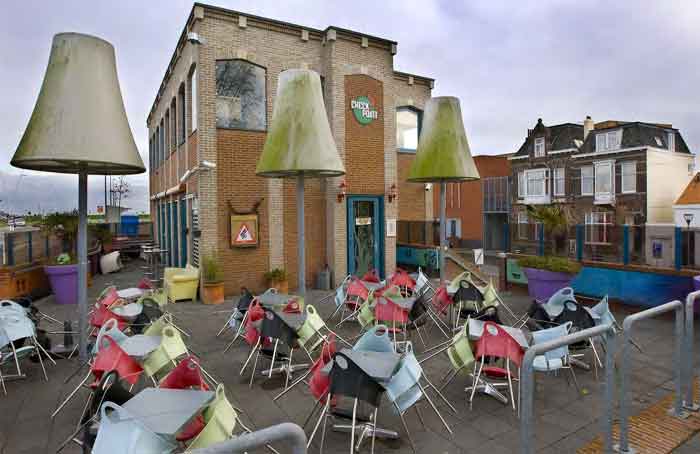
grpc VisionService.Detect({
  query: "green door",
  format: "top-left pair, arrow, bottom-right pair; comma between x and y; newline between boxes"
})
347,196 -> 384,278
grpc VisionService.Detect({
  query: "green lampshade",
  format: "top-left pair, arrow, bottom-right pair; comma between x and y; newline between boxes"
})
408,96 -> 479,183
256,69 -> 344,178
11,33 -> 144,175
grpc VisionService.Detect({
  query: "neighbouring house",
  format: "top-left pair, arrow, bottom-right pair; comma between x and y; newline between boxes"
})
148,4 -> 435,294
673,173 -> 700,267
510,116 -> 695,266
431,154 -> 512,251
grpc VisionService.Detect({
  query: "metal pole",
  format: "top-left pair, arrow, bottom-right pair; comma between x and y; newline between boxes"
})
297,175 -> 305,296
189,422 -> 307,454
618,300 -> 687,453
77,171 -> 88,362
439,181 -> 446,285
684,291 -> 700,411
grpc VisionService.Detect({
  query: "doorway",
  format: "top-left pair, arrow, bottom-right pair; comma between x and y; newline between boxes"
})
347,196 -> 384,278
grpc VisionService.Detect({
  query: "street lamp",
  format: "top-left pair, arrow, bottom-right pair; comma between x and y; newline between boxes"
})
684,213 -> 694,267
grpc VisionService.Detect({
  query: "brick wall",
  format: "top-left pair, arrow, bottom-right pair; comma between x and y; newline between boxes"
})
397,153 -> 426,221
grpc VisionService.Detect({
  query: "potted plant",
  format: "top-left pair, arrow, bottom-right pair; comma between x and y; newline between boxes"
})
518,205 -> 581,301
264,268 -> 288,293
201,254 -> 225,305
41,211 -> 79,305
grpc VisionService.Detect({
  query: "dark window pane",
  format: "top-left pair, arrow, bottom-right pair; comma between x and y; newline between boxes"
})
216,60 -> 267,131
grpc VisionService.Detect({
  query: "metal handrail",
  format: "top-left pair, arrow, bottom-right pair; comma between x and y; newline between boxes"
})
188,422 -> 307,454
618,300 -> 686,454
520,323 -> 616,454
683,291 -> 700,411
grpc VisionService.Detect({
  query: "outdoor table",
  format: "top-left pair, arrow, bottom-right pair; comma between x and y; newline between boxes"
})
273,309 -> 307,332
110,302 -> 143,322
361,281 -> 384,292
258,292 -> 303,309
468,318 -> 530,348
119,335 -> 161,360
122,388 -> 214,437
117,287 -> 145,302
388,296 -> 418,311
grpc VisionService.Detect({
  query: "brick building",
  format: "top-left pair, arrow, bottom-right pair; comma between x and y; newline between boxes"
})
431,154 -> 511,250
147,4 -> 434,294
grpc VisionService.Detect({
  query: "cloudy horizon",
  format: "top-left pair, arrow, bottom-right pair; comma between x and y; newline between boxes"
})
2,0 -> 700,214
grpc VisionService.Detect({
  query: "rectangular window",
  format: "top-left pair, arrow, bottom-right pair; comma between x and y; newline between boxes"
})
164,111 -> 170,155
518,171 -> 525,198
178,87 -> 186,144
667,131 -> 675,152
171,100 -> 177,149
526,169 -> 547,197
595,161 -> 613,196
581,166 -> 594,195
621,161 -> 636,193
596,130 -> 622,152
216,60 -> 267,131
554,167 -> 565,196
190,67 -> 198,131
397,107 -> 421,151
534,137 -> 545,157
585,212 -> 613,244
518,212 -> 529,240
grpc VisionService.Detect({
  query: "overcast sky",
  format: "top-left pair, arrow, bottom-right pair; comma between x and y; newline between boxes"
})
2,0 -> 700,214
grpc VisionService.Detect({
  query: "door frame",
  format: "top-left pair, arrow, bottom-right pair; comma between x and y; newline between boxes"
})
346,195 -> 385,278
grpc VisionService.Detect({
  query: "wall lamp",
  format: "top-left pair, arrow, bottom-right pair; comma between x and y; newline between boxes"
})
180,160 -> 217,184
337,179 -> 347,203
387,184 -> 398,203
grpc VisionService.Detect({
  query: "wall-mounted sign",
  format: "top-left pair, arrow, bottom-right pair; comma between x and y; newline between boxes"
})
386,219 -> 396,237
231,214 -> 259,248
355,217 -> 372,226
473,248 -> 484,266
351,96 -> 378,125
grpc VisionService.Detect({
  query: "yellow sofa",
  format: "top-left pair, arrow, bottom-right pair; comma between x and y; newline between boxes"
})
164,264 -> 199,303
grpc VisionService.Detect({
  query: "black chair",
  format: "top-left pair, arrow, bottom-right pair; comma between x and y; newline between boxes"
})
453,280 -> 485,321
319,352 -> 385,454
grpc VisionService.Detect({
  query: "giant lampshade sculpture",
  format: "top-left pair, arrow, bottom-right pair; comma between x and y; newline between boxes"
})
256,69 -> 345,295
408,97 -> 479,284
11,33 -> 145,360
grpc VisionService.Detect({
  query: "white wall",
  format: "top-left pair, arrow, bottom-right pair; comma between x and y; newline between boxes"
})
647,149 -> 695,223
673,204 -> 700,227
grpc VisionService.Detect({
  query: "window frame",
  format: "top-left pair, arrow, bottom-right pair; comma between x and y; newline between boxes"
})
178,84 -> 186,145
396,106 -> 422,153
585,211 -> 613,245
534,137 -> 545,157
517,171 -> 525,198
594,160 -> 614,200
581,165 -> 594,196
215,59 -> 268,132
621,160 -> 636,194
525,168 -> 548,197
553,167 -> 565,196
667,131 -> 675,152
189,66 -> 198,133
596,129 -> 622,152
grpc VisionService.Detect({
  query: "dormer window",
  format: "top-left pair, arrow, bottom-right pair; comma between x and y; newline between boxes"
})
596,130 -> 622,152
534,137 -> 545,157
667,131 -> 675,152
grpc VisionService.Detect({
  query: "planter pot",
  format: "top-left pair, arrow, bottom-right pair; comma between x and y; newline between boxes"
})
44,264 -> 78,305
202,282 -> 225,305
694,276 -> 700,312
522,267 -> 575,302
268,279 -> 289,294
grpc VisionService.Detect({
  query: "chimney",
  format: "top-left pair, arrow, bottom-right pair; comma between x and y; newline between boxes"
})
583,115 -> 594,140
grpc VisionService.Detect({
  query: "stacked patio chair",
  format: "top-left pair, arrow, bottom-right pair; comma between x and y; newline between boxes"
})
275,335 -> 337,402
353,325 -> 395,353
334,277 -> 374,327
295,304 -> 350,358
388,268 -> 416,297
216,288 -> 254,339
530,322 -> 579,392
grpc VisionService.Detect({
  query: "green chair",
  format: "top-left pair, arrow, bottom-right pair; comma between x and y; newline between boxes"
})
142,325 -> 188,382
187,384 -> 238,450
440,324 -> 475,390
356,299 -> 376,330
297,305 -> 349,359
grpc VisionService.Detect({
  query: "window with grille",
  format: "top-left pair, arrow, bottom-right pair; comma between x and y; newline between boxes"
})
585,211 -> 613,244
554,167 -> 565,196
581,166 -> 594,195
534,137 -> 545,157
621,161 -> 636,193
595,130 -> 622,152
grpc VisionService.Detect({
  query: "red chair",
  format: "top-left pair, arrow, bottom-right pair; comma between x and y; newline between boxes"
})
469,322 -> 524,411
335,277 -> 371,327
390,268 -> 416,296
160,356 -> 208,442
432,286 -> 453,315
91,335 -> 143,385
138,277 -> 155,290
98,287 -> 120,308
374,297 -> 409,346
362,269 -> 381,283
90,305 -> 128,332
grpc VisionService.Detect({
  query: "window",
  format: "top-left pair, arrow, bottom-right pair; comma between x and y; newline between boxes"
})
581,166 -> 593,195
654,136 -> 663,147
595,161 -> 613,196
149,136 -> 153,172
518,171 -> 525,198
178,84 -> 186,144
518,212 -> 529,240
170,99 -> 177,150
526,169 -> 548,197
159,121 -> 165,164
534,137 -> 545,157
554,167 -> 565,196
190,66 -> 198,132
396,107 -> 421,152
621,161 -> 636,193
585,211 -> 613,244
667,131 -> 675,152
216,60 -> 267,131
596,130 -> 622,152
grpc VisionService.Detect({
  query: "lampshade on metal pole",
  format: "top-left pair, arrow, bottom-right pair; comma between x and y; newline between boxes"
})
407,97 -> 480,285
256,69 -> 344,295
11,33 -> 145,361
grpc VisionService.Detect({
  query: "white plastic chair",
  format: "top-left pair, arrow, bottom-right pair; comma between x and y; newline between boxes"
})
92,401 -> 176,454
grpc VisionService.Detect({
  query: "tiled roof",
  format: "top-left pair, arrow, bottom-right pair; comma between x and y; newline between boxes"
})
575,122 -> 691,155
513,122 -> 583,157
675,173 -> 700,205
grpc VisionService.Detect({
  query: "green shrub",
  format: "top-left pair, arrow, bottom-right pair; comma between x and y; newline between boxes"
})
202,255 -> 223,283
264,268 -> 287,282
517,255 -> 581,274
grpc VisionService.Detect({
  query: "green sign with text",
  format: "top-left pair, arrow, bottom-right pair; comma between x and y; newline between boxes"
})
351,96 -> 378,125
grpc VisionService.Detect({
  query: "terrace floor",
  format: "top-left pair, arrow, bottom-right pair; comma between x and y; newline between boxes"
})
2,259 -> 700,453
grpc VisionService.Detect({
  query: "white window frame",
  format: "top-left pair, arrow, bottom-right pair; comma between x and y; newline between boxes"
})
534,137 -> 545,157
594,160 -> 614,203
190,67 -> 198,132
581,166 -> 594,196
667,131 -> 675,152
518,212 -> 529,240
621,161 -> 636,194
585,211 -> 613,245
596,130 -> 622,152
554,167 -> 565,196
518,171 -> 525,198
525,168 -> 548,197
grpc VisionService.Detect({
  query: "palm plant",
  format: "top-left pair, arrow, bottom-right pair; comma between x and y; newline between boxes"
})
526,204 -> 570,255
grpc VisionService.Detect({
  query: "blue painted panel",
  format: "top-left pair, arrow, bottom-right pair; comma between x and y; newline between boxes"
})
571,266 -> 693,307
397,246 -> 439,270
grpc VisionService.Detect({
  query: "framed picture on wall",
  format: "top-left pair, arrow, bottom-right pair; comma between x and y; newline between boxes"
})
231,214 -> 259,248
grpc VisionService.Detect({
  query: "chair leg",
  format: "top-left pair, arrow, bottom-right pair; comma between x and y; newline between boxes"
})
35,343 -> 49,382
396,405 -> 417,454
506,361 -> 515,412
370,406 -> 379,454
34,336 -> 57,365
350,398 -> 358,454
268,340 -> 279,378
319,400 -> 330,454
274,366 -> 312,401
52,371 -> 91,419
303,398 -> 322,430
0,366 -> 6,395
469,358 -> 484,409
284,348 -> 294,390
249,347 -> 261,388
308,398 -> 329,449
418,381 -> 452,434
239,338 -> 260,375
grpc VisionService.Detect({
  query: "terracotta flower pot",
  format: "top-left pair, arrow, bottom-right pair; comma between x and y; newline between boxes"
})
269,279 -> 289,294
202,282 -> 225,305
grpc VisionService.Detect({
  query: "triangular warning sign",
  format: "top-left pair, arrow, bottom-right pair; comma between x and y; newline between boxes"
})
235,223 -> 256,244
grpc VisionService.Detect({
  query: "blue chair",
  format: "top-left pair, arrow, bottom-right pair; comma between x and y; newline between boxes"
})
93,318 -> 129,355
92,401 -> 177,454
531,322 -> 579,390
353,325 -> 393,353
585,296 -> 618,330
541,287 -> 576,319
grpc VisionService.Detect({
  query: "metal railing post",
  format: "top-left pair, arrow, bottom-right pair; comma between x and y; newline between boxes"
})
684,291 -> 700,411
520,324 -> 615,454
617,300 -> 687,454
188,422 -> 307,454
